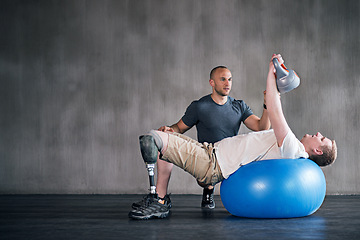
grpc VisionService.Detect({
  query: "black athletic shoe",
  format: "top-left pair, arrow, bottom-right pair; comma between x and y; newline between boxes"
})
132,193 -> 172,209
131,193 -> 153,209
128,194 -> 170,220
201,187 -> 215,209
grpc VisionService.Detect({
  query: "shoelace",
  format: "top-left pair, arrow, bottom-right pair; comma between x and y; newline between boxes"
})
137,198 -> 154,212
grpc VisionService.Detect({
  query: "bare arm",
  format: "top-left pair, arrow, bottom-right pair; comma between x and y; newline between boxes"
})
266,54 -> 290,147
243,91 -> 271,131
158,119 -> 191,134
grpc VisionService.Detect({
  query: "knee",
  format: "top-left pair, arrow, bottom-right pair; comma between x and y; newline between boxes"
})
139,135 -> 158,164
197,179 -> 213,189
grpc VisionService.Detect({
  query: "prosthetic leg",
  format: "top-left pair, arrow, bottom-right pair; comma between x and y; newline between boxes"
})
139,132 -> 162,195
129,132 -> 169,219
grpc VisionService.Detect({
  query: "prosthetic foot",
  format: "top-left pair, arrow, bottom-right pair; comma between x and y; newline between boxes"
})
139,134 -> 160,195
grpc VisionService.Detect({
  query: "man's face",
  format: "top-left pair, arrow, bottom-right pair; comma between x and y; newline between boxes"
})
300,132 -> 332,153
210,68 -> 232,96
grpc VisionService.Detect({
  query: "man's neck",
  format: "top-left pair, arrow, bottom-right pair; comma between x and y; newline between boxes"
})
210,93 -> 228,105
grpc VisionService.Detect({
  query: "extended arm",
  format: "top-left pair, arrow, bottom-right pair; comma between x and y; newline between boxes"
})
158,119 -> 190,134
266,54 -> 290,146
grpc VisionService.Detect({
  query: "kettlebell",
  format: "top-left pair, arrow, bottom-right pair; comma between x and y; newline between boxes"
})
272,58 -> 300,94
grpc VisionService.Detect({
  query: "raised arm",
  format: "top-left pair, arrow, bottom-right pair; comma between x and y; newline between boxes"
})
266,54 -> 290,147
243,90 -> 271,131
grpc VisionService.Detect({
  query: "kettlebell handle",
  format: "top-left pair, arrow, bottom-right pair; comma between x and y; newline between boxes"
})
273,58 -> 289,72
272,58 -> 281,69
272,58 -> 289,77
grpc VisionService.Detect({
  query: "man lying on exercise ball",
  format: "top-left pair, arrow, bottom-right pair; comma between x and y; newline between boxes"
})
128,54 -> 337,220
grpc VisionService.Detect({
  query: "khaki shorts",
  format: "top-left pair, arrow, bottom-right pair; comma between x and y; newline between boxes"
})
160,132 -> 224,186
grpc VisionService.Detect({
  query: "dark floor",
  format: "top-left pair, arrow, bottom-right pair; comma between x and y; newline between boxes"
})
0,195 -> 359,240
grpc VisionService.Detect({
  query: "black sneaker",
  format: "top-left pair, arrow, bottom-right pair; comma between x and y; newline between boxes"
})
131,193 -> 153,209
201,187 -> 215,209
128,194 -> 170,220
132,193 -> 172,209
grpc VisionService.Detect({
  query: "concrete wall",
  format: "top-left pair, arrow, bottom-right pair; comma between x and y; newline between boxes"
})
0,0 -> 359,194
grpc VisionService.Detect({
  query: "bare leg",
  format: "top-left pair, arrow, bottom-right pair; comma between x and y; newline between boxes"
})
156,160 -> 173,198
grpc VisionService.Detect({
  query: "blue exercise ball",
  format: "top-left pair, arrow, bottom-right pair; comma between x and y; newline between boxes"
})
220,159 -> 326,218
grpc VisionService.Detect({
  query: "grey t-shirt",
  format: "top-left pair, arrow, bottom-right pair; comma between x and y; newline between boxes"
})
182,94 -> 253,144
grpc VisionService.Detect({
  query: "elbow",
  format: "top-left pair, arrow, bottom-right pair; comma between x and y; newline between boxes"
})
260,122 -> 271,131
263,124 -> 271,131
254,121 -> 270,132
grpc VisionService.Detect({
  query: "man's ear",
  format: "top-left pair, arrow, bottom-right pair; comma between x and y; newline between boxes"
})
314,148 -> 323,155
209,79 -> 214,87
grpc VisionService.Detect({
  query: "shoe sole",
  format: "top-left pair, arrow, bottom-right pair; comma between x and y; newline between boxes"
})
129,210 -> 170,220
201,203 -> 216,209
202,206 -> 215,209
132,203 -> 172,210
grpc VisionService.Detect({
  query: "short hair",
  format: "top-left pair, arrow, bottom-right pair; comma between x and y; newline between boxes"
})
309,140 -> 337,166
210,66 -> 228,80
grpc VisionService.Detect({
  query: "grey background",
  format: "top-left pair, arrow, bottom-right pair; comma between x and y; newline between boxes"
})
0,0 -> 359,195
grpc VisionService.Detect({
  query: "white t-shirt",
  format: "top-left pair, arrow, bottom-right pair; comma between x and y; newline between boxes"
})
214,129 -> 309,179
